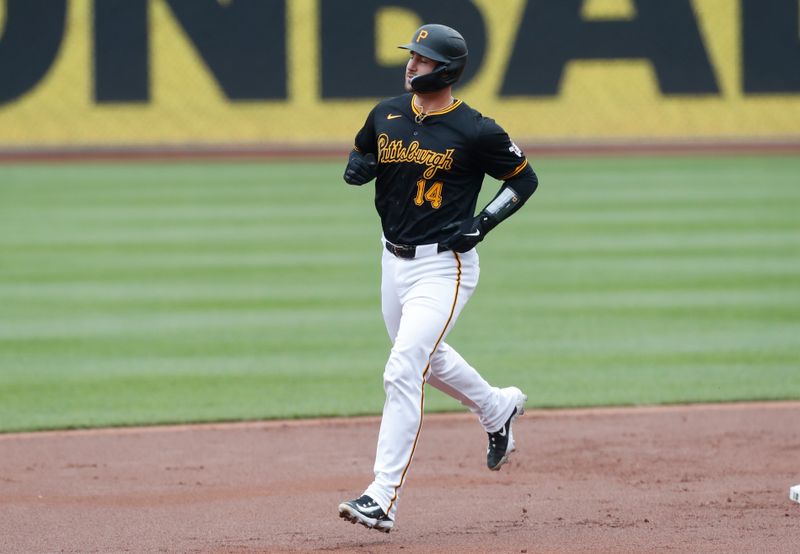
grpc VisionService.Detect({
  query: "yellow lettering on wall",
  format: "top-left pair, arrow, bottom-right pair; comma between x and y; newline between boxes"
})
581,0 -> 637,21
376,7 -> 421,65
0,0 -> 797,148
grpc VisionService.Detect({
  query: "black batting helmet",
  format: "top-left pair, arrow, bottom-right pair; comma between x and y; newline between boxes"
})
399,24 -> 468,93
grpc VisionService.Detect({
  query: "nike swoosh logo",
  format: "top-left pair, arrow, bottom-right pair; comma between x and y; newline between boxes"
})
357,503 -> 383,514
465,230 -> 481,237
386,114 -> 403,120
498,426 -> 507,437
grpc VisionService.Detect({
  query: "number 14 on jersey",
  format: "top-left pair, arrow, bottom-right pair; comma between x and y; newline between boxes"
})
414,179 -> 443,209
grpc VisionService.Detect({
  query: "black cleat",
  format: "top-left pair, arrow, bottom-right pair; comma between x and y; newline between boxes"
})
338,494 -> 394,533
487,388 -> 527,470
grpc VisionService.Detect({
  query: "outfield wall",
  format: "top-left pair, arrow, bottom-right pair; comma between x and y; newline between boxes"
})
1,0 -> 799,151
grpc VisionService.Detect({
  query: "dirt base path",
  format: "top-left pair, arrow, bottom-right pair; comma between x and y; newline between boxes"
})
1,402 -> 799,553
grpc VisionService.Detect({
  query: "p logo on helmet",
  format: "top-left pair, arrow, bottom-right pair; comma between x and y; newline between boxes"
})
399,24 -> 468,93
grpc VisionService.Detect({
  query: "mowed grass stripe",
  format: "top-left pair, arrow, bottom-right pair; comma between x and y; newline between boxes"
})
0,156 -> 798,431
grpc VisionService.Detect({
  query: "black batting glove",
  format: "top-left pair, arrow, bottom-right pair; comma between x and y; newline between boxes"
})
343,151 -> 377,185
440,212 -> 497,253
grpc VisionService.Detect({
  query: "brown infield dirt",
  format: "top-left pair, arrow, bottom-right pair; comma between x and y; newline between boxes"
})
1,402 -> 799,553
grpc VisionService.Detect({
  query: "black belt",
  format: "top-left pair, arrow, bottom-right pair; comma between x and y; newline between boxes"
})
385,241 -> 448,259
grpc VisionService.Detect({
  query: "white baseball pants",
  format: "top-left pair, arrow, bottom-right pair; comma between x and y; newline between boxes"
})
364,240 -> 521,520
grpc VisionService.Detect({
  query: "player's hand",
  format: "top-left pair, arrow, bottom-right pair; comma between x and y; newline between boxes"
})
344,151 -> 377,185
439,213 -> 494,253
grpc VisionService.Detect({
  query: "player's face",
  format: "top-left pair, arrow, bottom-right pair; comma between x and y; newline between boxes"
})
405,52 -> 437,92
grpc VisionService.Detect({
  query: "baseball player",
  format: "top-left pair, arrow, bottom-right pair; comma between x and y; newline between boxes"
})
338,23 -> 539,533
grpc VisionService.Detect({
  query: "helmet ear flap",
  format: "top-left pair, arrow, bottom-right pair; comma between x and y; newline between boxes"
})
410,64 -> 450,93
409,56 -> 466,93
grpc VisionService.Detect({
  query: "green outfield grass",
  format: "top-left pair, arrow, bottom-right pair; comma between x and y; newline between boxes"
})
1,155 -> 798,432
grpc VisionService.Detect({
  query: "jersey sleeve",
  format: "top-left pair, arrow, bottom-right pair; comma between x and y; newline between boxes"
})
353,106 -> 378,156
474,118 -> 529,181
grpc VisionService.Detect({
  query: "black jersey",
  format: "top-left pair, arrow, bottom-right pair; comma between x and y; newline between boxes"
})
352,93 -> 530,246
